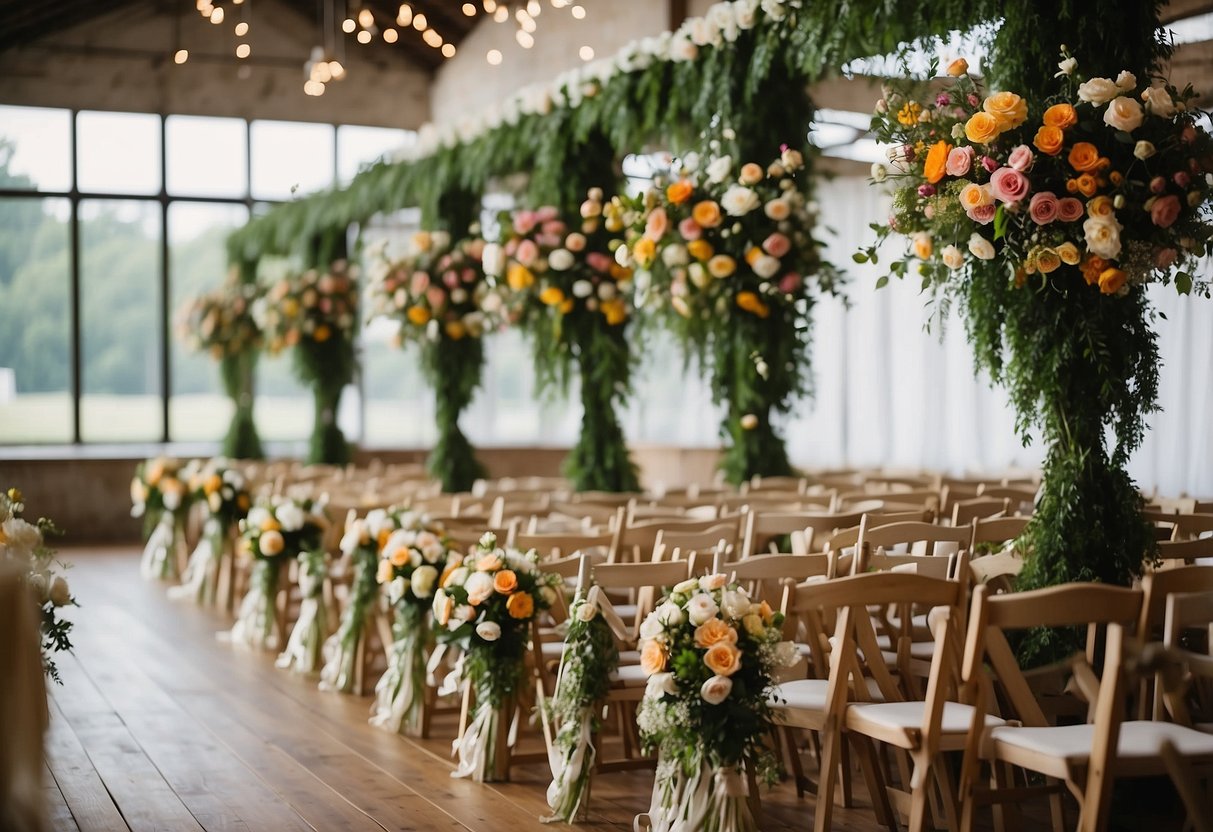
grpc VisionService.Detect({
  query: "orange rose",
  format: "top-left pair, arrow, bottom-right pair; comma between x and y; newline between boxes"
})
758,600 -> 774,625
507,263 -> 535,291
260,516 -> 281,532
1068,142 -> 1101,172
1043,103 -> 1078,129
1098,267 -> 1127,295
376,558 -> 394,584
406,306 -> 430,326
493,569 -> 518,594
923,140 -> 952,184
539,286 -> 566,306
203,473 -> 222,495
1075,173 -> 1098,197
506,591 -> 534,619
640,639 -> 668,674
1033,125 -> 1064,156
964,112 -> 1001,144
703,642 -> 742,677
312,324 -> 332,343
983,91 -> 1028,129
444,321 -> 467,340
377,528 -> 393,550
694,618 -> 739,648
632,237 -> 656,267
439,556 -> 464,587
435,592 -> 454,626
691,200 -> 723,228
686,239 -> 714,261
601,297 -> 627,326
1081,255 -> 1109,285
389,546 -> 411,567
666,180 -> 694,204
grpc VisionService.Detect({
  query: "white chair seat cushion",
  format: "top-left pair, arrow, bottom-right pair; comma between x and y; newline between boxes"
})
610,663 -> 649,687
986,720 -> 1213,764
769,677 -> 884,711
613,604 -> 638,620
847,701 -> 1004,737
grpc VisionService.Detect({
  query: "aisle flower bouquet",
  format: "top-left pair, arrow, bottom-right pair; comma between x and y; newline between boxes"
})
436,532 -> 561,781
617,146 -> 841,484
485,198 -> 640,492
131,457 -> 196,580
361,509 -> 457,734
177,269 -> 265,458
366,230 -> 498,492
275,546 -> 329,674
1,488 -> 75,684
229,496 -> 328,650
543,587 -> 620,823
169,459 -> 251,605
862,52 -> 1213,296
635,574 -> 796,832
258,262 -> 358,464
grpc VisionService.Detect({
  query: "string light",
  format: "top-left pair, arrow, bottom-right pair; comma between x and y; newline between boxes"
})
210,6 -> 224,23
579,45 -> 594,60
462,3 -> 476,15
486,48 -> 502,64
174,49 -> 189,64
234,21 -> 249,36
397,4 -> 412,25
516,29 -> 534,48
422,28 -> 443,47
356,29 -> 372,43
413,12 -> 427,29
383,27 -> 398,42
357,8 -> 374,27
571,5 -> 585,19
441,42 -> 456,57
236,43 -> 251,58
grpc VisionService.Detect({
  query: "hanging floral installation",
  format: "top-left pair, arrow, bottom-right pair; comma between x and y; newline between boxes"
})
367,509 -> 458,735
435,533 -> 561,782
177,268 -> 265,459
257,262 -> 359,465
131,457 -> 195,581
487,196 -> 640,492
862,52 -> 1213,661
366,230 -> 499,492
169,459 -> 252,606
634,573 -> 798,832
1,488 -> 75,684
228,495 -> 328,650
618,145 -> 842,483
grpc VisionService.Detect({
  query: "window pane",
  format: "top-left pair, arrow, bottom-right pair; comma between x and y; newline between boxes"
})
250,120 -> 334,200
76,111 -> 161,195
0,106 -> 72,192
168,202 -> 249,442
337,125 -> 410,184
0,197 -> 72,442
80,200 -> 162,441
166,115 -> 248,198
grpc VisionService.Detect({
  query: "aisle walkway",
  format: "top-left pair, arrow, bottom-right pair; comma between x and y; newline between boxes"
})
44,548 -> 887,831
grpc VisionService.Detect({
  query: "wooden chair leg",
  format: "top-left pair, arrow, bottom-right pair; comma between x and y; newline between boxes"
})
852,735 -> 895,831
838,731 -> 855,808
812,719 -> 842,832
993,762 -> 1022,832
782,727 -> 812,798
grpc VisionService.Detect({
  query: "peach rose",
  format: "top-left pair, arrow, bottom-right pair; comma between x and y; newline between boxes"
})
692,200 -> 723,228
1043,103 -> 1078,129
260,529 -> 285,557
945,145 -> 974,177
738,162 -> 764,185
477,553 -> 503,572
1098,267 -> 1127,294
1056,242 -> 1082,265
983,91 -> 1028,129
703,642 -> 742,677
700,675 -> 734,705
1033,125 -> 1064,156
666,180 -> 694,204
959,182 -> 992,211
1103,96 -> 1144,133
506,591 -> 534,619
964,112 -> 1001,144
912,232 -> 933,260
644,207 -> 669,241
687,239 -> 714,261
640,639 -> 668,674
376,557 -> 394,584
494,569 -> 518,594
389,546 -> 412,567
1087,195 -> 1115,219
1035,247 -> 1062,274
694,618 -> 739,648
1150,194 -> 1181,229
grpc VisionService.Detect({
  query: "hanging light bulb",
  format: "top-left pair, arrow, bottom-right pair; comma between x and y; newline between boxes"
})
236,43 -> 251,58
486,48 -> 502,64
210,6 -> 225,24
329,60 -> 346,79
383,27 -> 398,42
397,3 -> 412,25
441,42 -> 456,57
342,17 -> 356,32
356,29 -> 372,43
461,3 -> 476,15
174,49 -> 189,64
357,8 -> 374,28
234,21 -> 249,36
412,12 -> 427,29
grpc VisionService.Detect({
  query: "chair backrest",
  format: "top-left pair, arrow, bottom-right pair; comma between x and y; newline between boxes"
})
0,563 -> 48,832
653,524 -> 737,562
950,497 -> 1009,527
976,484 -> 1037,503
970,515 -> 1030,549
1156,537 -> 1213,566
821,509 -> 935,553
512,528 -> 618,562
546,500 -> 621,528
1138,565 -> 1213,643
591,559 -> 691,637
854,518 -> 972,573
727,553 -> 835,607
1168,512 -> 1213,541
739,509 -> 844,558
1162,590 -> 1213,724
742,475 -> 807,494
962,583 -> 1143,727
617,515 -> 740,562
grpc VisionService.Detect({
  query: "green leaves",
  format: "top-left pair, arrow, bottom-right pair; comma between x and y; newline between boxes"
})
1176,271 -> 1193,295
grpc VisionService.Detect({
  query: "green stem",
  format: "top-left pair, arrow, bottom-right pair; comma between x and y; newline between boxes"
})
425,336 -> 487,493
564,321 -> 639,493
220,350 -> 264,459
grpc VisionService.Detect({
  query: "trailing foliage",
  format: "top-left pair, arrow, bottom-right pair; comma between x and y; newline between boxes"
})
425,335 -> 489,493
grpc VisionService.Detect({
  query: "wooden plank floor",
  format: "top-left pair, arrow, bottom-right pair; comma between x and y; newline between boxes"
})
38,547 -> 1096,831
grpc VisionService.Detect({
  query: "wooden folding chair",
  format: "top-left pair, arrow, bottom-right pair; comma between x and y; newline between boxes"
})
1138,566 -> 1213,720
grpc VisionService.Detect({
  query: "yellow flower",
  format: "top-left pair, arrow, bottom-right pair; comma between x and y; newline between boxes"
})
897,102 -> 922,126
1098,267 -> 1127,295
632,237 -> 657,267
507,263 -> 535,291
1056,242 -> 1081,265
1074,173 -> 1098,197
1087,195 -> 1115,218
444,320 -> 467,340
982,91 -> 1028,129
602,298 -> 628,326
687,239 -> 714,261
1035,247 -> 1062,274
539,286 -> 566,306
406,306 -> 430,326
964,112 -> 1001,144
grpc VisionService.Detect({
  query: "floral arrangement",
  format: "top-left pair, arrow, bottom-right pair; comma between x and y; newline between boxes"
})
618,144 -> 841,483
1,488 -> 75,684
178,268 -> 265,458
635,573 -> 796,832
131,457 -> 196,580
485,198 -> 640,492
275,546 -> 329,674
170,459 -> 252,606
229,495 -> 328,650
257,261 -> 358,464
435,532 -> 562,781
544,587 -> 621,823
366,230 -> 497,492
863,53 -> 1212,297
361,508 -> 458,734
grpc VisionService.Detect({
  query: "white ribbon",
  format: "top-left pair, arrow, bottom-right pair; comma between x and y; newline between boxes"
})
451,694 -> 499,782
276,557 -> 328,673
640,757 -> 755,832
139,512 -> 178,580
168,518 -> 222,604
368,631 -> 425,735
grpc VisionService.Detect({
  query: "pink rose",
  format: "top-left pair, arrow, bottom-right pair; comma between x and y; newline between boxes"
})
542,219 -> 567,236
1173,171 -> 1191,188
989,167 -> 1030,204
762,232 -> 791,258
1057,198 -> 1085,222
981,155 -> 1000,173
967,203 -> 996,224
319,298 -> 332,313
443,269 -> 460,288
778,272 -> 803,293
1150,176 -> 1167,194
535,206 -> 560,222
645,207 -> 669,241
945,145 -> 974,176
1028,191 -> 1059,224
410,271 -> 430,294
586,252 -> 614,273
462,268 -> 476,284
515,239 -> 540,266
678,217 -> 703,240
426,286 -> 447,309
1007,144 -> 1035,172
1150,194 -> 1181,228
967,93 -> 980,107
514,211 -> 537,235
1153,247 -> 1178,269
918,184 -> 936,197
537,232 -> 563,249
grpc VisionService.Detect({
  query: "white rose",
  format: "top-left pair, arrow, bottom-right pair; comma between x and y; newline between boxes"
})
720,589 -> 751,620
774,640 -> 800,667
699,573 -> 728,592
456,604 -> 476,622
1083,215 -> 1123,260
162,489 -> 181,511
941,244 -> 965,270
687,593 -> 720,626
672,578 -> 700,595
1103,96 -> 1144,133
476,621 -> 501,642
388,576 -> 408,604
464,571 -> 495,605
2,518 -> 42,556
639,613 -> 665,639
646,671 -> 678,700
548,248 -> 575,271
49,575 -> 72,607
614,244 -> 631,267
656,601 -> 684,626
481,291 -> 503,314
662,244 -> 689,267
576,601 -> 599,622
721,185 -> 760,216
481,242 -> 504,277
411,565 -> 438,599
734,0 -> 759,30
751,254 -> 781,279
246,506 -> 270,529
339,520 -> 365,555
1056,56 -> 1077,76
870,163 -> 887,182
1141,87 -> 1176,119
571,279 -> 593,298
706,155 -> 733,184
276,502 -> 305,532
688,262 -> 710,288
1077,77 -> 1120,106
968,233 -> 996,261
707,2 -> 738,41
700,675 -> 734,705
681,151 -> 700,172
1133,140 -> 1156,160
444,566 -> 469,588
760,0 -> 787,20
1115,70 -> 1137,91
